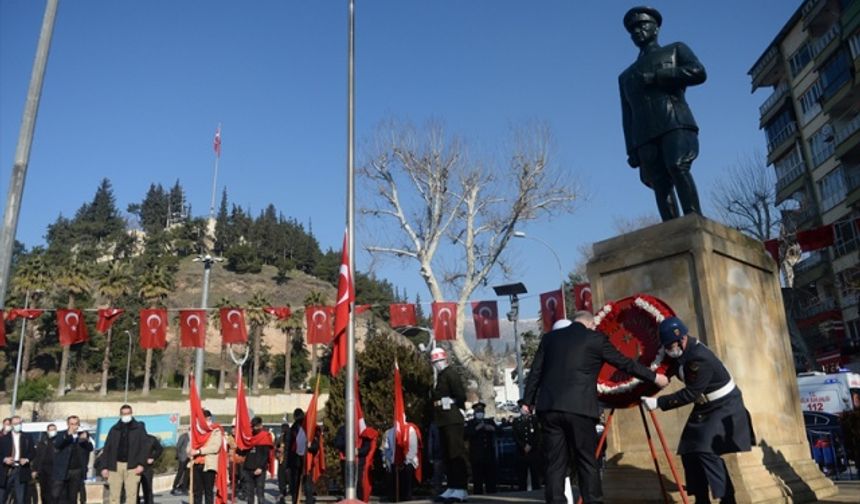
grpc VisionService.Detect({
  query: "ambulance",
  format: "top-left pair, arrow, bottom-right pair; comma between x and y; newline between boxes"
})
796,371 -> 860,414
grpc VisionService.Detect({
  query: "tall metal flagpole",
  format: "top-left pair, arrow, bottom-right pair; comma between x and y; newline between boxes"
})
195,126 -> 221,393
345,0 -> 357,499
0,0 -> 59,309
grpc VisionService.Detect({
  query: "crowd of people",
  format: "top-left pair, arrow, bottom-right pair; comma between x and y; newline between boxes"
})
1,307 -> 754,504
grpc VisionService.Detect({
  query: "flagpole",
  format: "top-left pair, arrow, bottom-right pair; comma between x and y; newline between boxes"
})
0,0 -> 59,309
344,0 -> 357,500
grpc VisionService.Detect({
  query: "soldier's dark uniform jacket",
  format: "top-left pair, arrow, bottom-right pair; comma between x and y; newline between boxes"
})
433,366 -> 466,427
657,338 -> 755,455
512,414 -> 540,451
465,417 -> 497,459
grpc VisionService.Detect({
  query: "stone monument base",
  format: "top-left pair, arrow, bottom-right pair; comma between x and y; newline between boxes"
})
587,215 -> 837,503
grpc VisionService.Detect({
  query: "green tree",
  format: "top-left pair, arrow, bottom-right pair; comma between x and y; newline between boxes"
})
54,261 -> 92,397
96,261 -> 133,396
246,291 -> 270,392
214,188 -> 230,255
10,251 -> 50,383
274,307 -> 305,391
138,265 -> 172,396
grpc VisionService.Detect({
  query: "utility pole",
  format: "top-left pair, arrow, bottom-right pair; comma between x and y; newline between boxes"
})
0,0 -> 60,308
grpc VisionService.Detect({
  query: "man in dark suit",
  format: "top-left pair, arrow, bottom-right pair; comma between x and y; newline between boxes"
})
51,416 -> 93,504
0,416 -> 36,504
641,317 -> 755,504
33,424 -> 58,504
618,6 -> 707,221
523,312 -> 669,504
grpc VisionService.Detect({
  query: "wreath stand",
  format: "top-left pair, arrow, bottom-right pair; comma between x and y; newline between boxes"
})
575,405 -> 689,504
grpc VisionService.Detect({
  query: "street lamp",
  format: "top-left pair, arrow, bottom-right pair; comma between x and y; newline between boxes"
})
493,282 -> 528,399
512,231 -> 566,288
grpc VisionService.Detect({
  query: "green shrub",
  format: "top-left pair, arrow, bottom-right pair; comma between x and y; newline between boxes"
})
17,377 -> 52,405
152,446 -> 178,474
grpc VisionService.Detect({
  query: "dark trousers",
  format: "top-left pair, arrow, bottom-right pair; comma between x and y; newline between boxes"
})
50,469 -> 83,504
440,423 -> 467,490
288,459 -> 313,504
3,467 -> 29,504
172,461 -> 188,491
681,453 -> 735,504
192,465 -> 216,504
470,456 -> 497,494
38,473 -> 53,504
540,411 -> 601,504
277,462 -> 289,502
637,128 -> 701,221
243,470 -> 266,504
387,464 -> 414,502
139,469 -> 154,504
516,448 -> 542,491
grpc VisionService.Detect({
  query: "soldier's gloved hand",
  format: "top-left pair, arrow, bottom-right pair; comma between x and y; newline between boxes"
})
441,397 -> 454,410
640,396 -> 658,411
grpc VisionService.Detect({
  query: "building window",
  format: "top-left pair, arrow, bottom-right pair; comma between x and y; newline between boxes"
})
820,50 -> 851,102
774,143 -> 806,189
798,80 -> 822,125
833,218 -> 860,258
850,31 -> 860,60
789,42 -> 812,77
817,165 -> 846,211
765,108 -> 797,151
809,123 -> 835,167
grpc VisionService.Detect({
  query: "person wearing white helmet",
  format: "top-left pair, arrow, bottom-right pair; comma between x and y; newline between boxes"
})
430,348 -> 468,503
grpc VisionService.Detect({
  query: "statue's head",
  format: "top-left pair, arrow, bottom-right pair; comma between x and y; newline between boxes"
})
624,6 -> 661,48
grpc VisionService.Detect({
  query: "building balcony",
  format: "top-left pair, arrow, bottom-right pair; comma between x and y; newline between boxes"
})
803,0 -> 842,36
844,164 -> 860,206
835,114 -> 860,163
775,145 -> 808,203
767,121 -> 799,162
811,23 -> 842,64
759,82 -> 790,118
750,45 -> 783,91
782,205 -> 820,230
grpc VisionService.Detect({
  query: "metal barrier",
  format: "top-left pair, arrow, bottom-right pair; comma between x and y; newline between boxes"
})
806,428 -> 858,480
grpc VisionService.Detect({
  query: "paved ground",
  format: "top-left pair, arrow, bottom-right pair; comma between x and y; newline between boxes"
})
153,480 -> 860,503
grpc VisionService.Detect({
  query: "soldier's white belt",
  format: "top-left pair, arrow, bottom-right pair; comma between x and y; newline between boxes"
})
703,378 -> 735,403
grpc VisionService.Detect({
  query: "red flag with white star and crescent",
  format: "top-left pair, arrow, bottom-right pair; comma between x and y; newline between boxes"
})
179,309 -> 207,348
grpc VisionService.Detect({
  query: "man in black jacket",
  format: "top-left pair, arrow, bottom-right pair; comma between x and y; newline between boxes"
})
0,416 -> 36,504
97,405 -> 148,504
51,416 -> 93,504
641,317 -> 754,504
238,417 -> 271,504
523,312 -> 669,504
465,402 -> 497,495
33,424 -> 58,504
138,434 -> 163,504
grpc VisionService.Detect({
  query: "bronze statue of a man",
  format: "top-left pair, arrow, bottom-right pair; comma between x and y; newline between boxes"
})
619,6 -> 706,221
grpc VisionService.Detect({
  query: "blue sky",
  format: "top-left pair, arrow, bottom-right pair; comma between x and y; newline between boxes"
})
0,1 -> 799,319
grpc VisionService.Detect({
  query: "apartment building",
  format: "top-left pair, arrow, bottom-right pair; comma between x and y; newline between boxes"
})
749,0 -> 860,369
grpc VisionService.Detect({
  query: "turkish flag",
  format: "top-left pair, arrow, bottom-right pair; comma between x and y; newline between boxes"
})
432,302 -> 457,341
331,229 -> 354,377
393,360 -> 408,457
139,309 -> 168,349
57,309 -> 88,346
539,289 -> 565,333
7,308 -> 44,321
471,301 -> 500,339
213,126 -> 222,157
219,308 -> 248,344
355,304 -> 372,315
573,283 -> 593,313
263,306 -> 292,320
305,305 -> 334,345
179,309 -> 207,348
389,303 -> 417,328
96,308 -> 124,334
797,225 -> 835,252
305,379 -> 325,482
0,310 -> 6,348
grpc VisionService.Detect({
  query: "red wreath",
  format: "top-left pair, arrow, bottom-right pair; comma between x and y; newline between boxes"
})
595,294 -> 676,408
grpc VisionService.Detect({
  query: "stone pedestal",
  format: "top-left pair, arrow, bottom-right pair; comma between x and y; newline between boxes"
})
586,215 -> 836,503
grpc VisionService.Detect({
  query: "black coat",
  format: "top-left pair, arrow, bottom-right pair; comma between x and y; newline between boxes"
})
32,437 -> 57,477
0,432 -> 36,485
98,419 -> 148,471
432,366 -> 466,427
657,338 -> 755,455
52,431 -> 94,481
523,322 -> 657,419
142,435 -> 164,475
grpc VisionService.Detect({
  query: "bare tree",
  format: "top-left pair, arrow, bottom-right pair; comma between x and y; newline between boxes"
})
360,119 -> 580,410
710,152 -> 780,241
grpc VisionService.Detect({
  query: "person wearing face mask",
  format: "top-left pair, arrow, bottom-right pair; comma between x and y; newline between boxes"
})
33,424 -> 58,504
523,311 -> 669,504
238,417 -> 274,504
97,405 -> 148,504
429,347 -> 467,503
465,402 -> 497,495
640,317 -> 755,504
51,416 -> 93,504
0,416 -> 36,504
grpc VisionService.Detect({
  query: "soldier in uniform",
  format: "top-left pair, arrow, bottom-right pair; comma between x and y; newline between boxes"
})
512,400 -> 542,491
618,6 -> 707,221
465,402 -> 497,494
430,348 -> 468,503
641,317 -> 755,504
